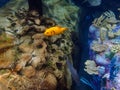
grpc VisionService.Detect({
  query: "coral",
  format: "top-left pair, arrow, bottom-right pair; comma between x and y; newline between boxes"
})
110,44 -> 120,53
99,27 -> 108,42
91,43 -> 108,53
85,9 -> 120,90
113,72 -> 120,90
110,38 -> 120,44
108,31 -> 115,39
93,10 -> 119,28
95,54 -> 110,65
84,60 -> 99,75
90,11 -> 120,43
109,54 -> 120,90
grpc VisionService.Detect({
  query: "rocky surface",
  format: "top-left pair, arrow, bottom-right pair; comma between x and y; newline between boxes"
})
0,8 -> 74,90
0,0 -> 81,89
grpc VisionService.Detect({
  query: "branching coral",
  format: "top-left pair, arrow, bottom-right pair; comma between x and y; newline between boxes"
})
85,8 -> 120,90
93,10 -> 119,28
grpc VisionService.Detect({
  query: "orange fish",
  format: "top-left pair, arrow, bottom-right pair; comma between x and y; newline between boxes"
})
44,26 -> 68,36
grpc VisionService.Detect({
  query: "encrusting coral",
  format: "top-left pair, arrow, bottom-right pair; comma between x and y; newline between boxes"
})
0,7 -> 73,90
84,60 -> 99,75
110,44 -> 120,53
91,43 -> 108,53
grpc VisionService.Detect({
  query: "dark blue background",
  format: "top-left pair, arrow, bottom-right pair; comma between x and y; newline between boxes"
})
0,0 -> 10,7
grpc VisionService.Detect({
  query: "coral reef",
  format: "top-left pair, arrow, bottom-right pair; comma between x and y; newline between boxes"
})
110,44 -> 120,53
0,7 -> 73,90
84,60 -> 99,75
93,10 -> 120,28
83,10 -> 120,90
91,43 -> 108,53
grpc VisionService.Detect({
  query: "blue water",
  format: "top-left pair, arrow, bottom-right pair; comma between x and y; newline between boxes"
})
0,0 -> 9,7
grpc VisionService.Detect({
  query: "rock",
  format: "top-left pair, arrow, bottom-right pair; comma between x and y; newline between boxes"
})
29,10 -> 39,17
31,55 -> 45,68
50,35 -> 61,43
15,53 -> 32,71
0,1 -> 74,89
38,70 -> 57,90
0,49 -> 15,69
34,18 -> 41,25
18,37 -> 33,53
17,26 -> 29,35
0,82 -> 9,90
21,66 -> 36,78
54,69 -> 63,79
34,25 -> 46,33
41,17 -> 56,27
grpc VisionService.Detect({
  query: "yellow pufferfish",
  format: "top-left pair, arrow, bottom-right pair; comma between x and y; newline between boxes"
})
44,26 -> 68,36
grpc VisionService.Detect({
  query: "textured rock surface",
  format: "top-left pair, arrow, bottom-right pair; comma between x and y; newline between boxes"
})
0,0 -> 80,89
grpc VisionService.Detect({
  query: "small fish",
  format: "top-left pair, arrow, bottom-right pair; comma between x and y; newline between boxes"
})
44,26 -> 68,36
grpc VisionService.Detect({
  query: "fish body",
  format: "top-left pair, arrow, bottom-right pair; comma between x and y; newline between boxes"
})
44,26 -> 68,36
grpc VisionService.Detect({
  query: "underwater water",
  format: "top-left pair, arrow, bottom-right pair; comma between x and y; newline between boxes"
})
0,0 -> 120,90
